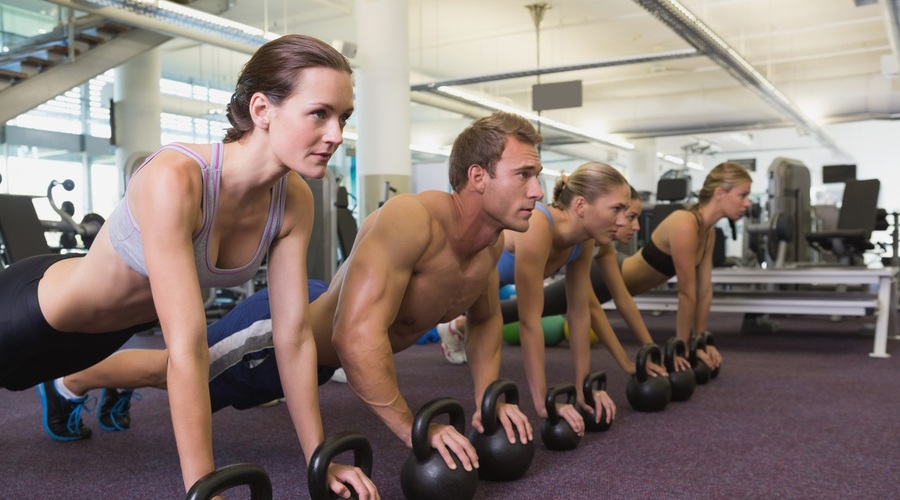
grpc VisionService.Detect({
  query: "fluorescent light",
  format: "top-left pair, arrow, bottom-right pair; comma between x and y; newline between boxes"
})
656,152 -> 703,170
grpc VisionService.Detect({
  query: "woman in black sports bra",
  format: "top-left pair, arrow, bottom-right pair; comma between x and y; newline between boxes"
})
621,162 -> 753,370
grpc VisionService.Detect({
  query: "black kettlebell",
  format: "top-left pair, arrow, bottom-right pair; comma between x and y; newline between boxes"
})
308,431 -> 374,500
467,378 -> 534,481
540,383 -> 581,451
400,397 -> 477,500
185,463 -> 272,500
578,371 -> 612,432
701,331 -> 721,379
690,334 -> 712,385
664,337 -> 696,402
626,343 -> 671,412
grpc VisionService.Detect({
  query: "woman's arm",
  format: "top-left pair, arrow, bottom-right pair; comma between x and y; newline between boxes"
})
694,228 -> 721,367
509,217 -> 555,420
130,153 -> 214,492
666,212 -> 701,344
595,244 -> 653,345
563,241 -> 595,401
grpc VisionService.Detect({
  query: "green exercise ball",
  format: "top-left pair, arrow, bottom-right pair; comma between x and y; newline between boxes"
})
502,322 -> 521,345
541,315 -> 566,347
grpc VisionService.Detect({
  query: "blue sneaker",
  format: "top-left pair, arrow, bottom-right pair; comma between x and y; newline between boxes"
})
37,381 -> 93,441
98,388 -> 139,432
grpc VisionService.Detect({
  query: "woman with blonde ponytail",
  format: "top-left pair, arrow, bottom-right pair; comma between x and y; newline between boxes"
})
621,162 -> 752,369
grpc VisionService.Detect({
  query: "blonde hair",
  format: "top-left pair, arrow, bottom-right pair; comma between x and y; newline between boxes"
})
692,162 -> 752,208
551,162 -> 628,209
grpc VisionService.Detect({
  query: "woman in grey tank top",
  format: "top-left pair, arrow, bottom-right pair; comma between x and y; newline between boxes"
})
0,35 -> 376,498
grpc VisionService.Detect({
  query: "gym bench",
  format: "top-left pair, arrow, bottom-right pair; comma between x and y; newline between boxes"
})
601,267 -> 898,358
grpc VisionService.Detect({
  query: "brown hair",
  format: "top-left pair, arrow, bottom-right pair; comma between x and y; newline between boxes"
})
551,162 -> 628,209
224,35 -> 353,143
448,111 -> 543,192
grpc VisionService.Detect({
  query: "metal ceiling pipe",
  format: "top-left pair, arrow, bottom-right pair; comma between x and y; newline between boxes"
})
411,48 -> 698,91
46,0 -> 271,55
632,0 -> 850,159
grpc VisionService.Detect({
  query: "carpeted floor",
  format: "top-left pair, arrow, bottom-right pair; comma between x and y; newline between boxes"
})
2,311 -> 899,499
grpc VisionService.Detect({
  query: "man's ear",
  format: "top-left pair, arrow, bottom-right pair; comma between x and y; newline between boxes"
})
468,164 -> 487,193
249,92 -> 271,130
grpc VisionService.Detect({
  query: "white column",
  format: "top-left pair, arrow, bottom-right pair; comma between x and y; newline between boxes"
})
113,48 -> 162,192
355,0 -> 411,216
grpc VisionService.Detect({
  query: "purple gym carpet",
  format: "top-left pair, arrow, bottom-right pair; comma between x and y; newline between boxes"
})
2,311 -> 899,499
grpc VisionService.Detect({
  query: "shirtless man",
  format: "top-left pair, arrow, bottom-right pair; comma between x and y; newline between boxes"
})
42,110 -> 543,476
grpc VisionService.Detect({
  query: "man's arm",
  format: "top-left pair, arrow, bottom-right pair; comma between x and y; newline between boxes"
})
331,196 -> 477,471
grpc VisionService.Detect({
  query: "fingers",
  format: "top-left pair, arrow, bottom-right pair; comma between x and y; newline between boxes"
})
596,390 -> 616,423
329,464 -> 380,500
428,423 -> 479,471
647,361 -> 668,377
497,402 -> 533,444
557,403 -> 584,436
675,355 -> 691,372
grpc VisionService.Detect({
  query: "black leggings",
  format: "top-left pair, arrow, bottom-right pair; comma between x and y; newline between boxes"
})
0,254 -> 157,391
499,260 -> 614,323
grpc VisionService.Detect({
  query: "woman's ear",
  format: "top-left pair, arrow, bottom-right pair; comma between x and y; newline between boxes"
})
249,92 -> 271,130
572,195 -> 587,217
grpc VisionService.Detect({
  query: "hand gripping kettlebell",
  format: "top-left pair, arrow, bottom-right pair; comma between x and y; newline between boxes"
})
400,397 -> 478,500
308,431 -> 374,500
577,371 -> 612,432
540,383 -> 581,451
625,343 -> 672,412
664,337 -> 696,402
701,331 -> 721,379
467,378 -> 534,481
690,334 -> 711,385
185,463 -> 272,500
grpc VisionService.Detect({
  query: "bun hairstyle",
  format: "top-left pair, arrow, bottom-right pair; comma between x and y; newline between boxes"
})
551,162 -> 628,209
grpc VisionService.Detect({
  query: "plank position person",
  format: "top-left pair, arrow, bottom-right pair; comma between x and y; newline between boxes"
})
38,110 -> 543,481
495,163 -> 753,369
0,34 -> 375,497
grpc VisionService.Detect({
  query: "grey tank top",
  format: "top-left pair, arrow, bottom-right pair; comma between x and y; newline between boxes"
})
107,143 -> 288,288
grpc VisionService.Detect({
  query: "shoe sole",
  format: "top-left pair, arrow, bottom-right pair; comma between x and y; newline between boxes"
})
37,384 -> 90,442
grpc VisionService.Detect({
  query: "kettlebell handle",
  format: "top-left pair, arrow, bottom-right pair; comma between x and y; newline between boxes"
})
701,331 -> 716,347
635,343 -> 662,383
544,383 -> 577,425
581,371 -> 607,408
411,397 -> 466,461
308,431 -> 374,500
479,378 -> 519,435
689,334 -> 707,365
185,463 -> 272,500
664,337 -> 687,372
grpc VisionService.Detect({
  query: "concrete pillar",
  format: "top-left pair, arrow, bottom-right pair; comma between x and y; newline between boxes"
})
113,48 -> 162,192
354,0 -> 411,216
